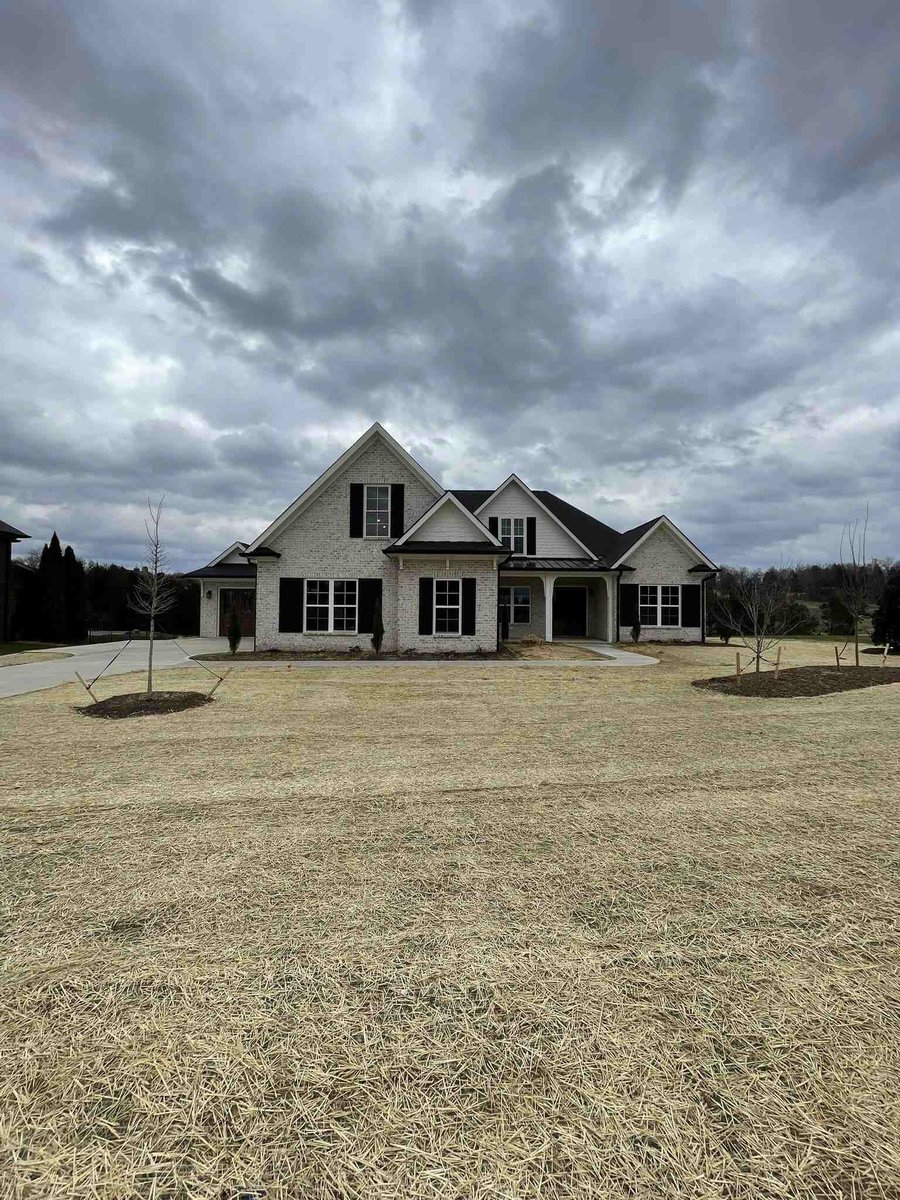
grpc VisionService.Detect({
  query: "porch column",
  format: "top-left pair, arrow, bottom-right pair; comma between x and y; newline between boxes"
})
542,574 -> 557,641
605,575 -> 616,642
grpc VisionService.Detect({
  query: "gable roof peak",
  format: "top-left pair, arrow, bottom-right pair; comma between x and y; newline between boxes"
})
244,421 -> 442,554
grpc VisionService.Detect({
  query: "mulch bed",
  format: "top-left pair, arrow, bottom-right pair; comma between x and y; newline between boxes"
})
78,691 -> 213,719
693,665 -> 900,699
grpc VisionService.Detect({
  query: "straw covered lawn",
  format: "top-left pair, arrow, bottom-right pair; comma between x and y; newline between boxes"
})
1,639 -> 899,1199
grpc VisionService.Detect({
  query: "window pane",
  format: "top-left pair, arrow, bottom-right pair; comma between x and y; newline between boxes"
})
661,606 -> 679,627
435,607 -> 460,633
639,585 -> 657,603
661,586 -> 679,605
512,518 -> 525,554
365,485 -> 390,536
639,606 -> 656,625
500,517 -> 512,550
436,579 -> 459,603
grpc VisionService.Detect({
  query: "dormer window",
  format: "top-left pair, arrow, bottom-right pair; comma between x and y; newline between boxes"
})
500,517 -> 525,555
364,485 -> 390,537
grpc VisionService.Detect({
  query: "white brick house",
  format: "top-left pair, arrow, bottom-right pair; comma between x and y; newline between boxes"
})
185,424 -> 718,650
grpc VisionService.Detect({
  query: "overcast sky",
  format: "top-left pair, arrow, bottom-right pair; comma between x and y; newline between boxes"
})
2,0 -> 898,570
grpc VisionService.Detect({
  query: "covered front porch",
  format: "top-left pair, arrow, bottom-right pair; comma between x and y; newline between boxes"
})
499,566 -> 616,643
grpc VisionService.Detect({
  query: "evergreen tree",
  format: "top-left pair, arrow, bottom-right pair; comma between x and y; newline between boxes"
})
821,593 -> 855,636
872,572 -> 900,653
63,545 -> 88,641
38,532 -> 67,641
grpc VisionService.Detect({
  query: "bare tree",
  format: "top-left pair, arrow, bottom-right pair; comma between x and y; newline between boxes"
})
130,497 -> 177,694
712,568 -> 806,673
836,509 -> 879,667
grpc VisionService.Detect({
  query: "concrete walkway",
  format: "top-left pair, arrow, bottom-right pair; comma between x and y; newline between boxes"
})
0,637 -> 225,700
556,640 -> 659,665
0,637 -> 658,699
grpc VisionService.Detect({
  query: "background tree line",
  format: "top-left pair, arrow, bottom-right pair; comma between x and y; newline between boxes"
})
13,534 -> 198,642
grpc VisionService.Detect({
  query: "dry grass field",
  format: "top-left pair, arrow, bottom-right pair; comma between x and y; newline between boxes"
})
1,639 -> 899,1199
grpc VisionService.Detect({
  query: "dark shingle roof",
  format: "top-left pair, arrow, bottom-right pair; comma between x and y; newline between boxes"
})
0,519 -> 28,540
450,490 -> 492,513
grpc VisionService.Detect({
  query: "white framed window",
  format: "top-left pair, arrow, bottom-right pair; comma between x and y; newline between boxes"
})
364,485 -> 390,537
434,578 -> 461,635
499,517 -> 525,555
499,585 -> 531,625
639,584 -> 681,627
304,579 -> 358,633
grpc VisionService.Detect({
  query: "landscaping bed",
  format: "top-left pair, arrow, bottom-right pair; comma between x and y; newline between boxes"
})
694,664 -> 900,698
78,690 -> 213,719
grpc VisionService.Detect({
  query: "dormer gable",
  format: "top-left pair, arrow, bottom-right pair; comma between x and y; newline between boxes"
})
392,491 -> 503,547
474,475 -> 594,559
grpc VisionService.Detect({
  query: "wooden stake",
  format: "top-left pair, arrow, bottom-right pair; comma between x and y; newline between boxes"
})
735,651 -> 741,683
75,671 -> 98,703
774,646 -> 782,681
834,645 -> 841,670
207,668 -> 231,698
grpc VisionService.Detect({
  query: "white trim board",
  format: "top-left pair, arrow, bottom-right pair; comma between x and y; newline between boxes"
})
474,474 -> 597,559
207,540 -> 249,567
245,423 -> 443,554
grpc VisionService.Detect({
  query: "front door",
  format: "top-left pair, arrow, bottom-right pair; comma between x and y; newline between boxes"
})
553,586 -> 587,638
219,588 -> 255,636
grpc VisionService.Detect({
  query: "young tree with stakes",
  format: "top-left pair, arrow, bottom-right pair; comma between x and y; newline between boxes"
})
711,568 -> 806,674
130,497 -> 177,695
836,509 -> 879,667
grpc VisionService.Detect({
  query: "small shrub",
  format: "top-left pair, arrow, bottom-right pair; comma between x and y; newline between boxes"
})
370,596 -> 384,656
631,621 -> 641,644
226,605 -> 242,656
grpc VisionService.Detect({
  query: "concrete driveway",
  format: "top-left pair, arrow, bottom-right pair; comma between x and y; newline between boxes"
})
0,637 -> 230,699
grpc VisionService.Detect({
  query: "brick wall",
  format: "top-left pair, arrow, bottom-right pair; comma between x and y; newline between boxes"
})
396,558 -> 499,653
255,438 -> 439,651
617,525 -> 703,642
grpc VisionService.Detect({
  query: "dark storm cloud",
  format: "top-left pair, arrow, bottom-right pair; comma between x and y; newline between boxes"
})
1,0 -> 898,569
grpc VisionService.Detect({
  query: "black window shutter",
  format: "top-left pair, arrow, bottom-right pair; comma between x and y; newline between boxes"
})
278,577 -> 304,633
681,584 -> 701,627
418,577 -> 433,634
488,516 -> 499,538
349,483 -> 364,537
620,584 -> 638,626
461,577 -> 476,635
390,484 -> 405,538
357,578 -> 382,633
526,516 -> 536,556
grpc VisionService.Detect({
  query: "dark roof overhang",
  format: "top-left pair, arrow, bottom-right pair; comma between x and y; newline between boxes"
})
0,519 -> 28,541
182,564 -> 257,580
689,563 -> 720,573
384,541 -> 510,556
240,546 -> 281,558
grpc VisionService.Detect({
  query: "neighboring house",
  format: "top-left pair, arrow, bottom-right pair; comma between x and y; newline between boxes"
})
184,423 -> 717,651
0,519 -> 29,641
